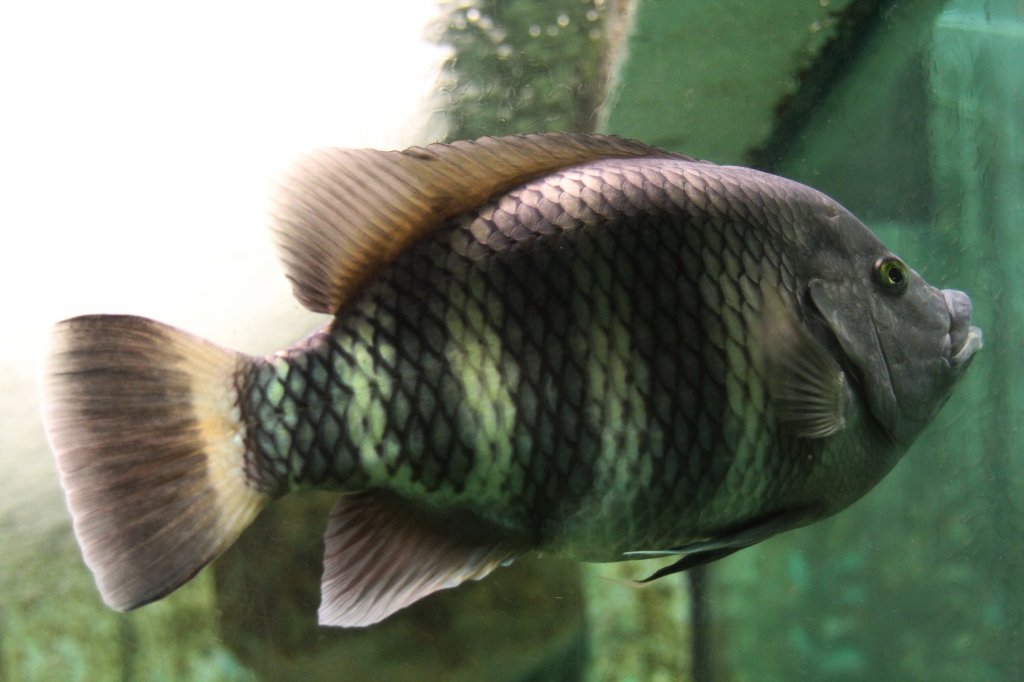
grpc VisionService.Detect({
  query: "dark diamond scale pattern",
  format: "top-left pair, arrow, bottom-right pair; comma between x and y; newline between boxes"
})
238,156 -> 838,557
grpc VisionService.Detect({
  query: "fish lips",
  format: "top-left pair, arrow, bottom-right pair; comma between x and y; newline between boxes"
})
943,289 -> 983,369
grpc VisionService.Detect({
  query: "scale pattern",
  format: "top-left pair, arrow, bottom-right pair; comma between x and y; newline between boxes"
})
241,157 -> 820,558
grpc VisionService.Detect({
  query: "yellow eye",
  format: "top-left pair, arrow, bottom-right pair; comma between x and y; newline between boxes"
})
875,256 -> 909,294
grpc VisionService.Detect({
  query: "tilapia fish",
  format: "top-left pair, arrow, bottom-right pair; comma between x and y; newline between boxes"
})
42,133 -> 982,627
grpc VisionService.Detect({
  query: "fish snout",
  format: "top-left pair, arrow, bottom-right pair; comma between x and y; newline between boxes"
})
943,289 -> 983,368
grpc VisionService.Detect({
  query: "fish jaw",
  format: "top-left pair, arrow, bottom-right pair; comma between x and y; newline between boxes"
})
884,287 -> 982,446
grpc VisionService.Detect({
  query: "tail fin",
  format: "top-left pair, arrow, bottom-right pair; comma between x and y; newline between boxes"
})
42,315 -> 270,611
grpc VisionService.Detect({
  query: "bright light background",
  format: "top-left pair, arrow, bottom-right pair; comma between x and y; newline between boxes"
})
0,0 -> 446,367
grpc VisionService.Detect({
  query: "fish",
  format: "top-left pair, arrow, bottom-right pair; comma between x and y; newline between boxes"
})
41,133 -> 983,627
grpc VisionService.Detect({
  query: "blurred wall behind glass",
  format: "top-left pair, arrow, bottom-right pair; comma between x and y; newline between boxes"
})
1,1 -> 1020,680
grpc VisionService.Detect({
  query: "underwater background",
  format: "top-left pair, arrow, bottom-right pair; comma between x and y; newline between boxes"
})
1,0 -> 1021,680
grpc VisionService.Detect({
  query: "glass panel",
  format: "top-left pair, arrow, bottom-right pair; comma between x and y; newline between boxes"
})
4,1 -> 1020,680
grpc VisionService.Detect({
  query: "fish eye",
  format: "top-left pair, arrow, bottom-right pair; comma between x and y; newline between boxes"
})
874,256 -> 909,294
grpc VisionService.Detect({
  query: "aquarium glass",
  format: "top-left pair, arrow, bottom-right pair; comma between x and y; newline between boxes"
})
1,1 -> 1021,681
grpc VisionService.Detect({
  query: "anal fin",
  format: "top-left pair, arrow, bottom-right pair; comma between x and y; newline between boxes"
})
319,491 -> 529,627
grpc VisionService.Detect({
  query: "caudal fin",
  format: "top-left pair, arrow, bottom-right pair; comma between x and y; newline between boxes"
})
42,315 -> 270,611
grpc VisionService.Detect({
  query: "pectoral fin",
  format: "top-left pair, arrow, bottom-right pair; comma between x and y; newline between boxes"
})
761,287 -> 849,438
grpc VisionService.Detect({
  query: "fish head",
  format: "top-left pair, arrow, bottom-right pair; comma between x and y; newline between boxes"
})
799,209 -> 982,447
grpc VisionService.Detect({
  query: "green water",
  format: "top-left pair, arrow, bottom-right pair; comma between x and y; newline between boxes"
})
2,1 -> 1021,680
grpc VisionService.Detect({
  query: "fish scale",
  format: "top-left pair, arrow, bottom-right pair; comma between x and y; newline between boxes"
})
43,133 -> 980,626
240,158 -> 793,558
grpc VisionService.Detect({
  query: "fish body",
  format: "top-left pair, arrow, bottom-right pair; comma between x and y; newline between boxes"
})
42,134 -> 982,627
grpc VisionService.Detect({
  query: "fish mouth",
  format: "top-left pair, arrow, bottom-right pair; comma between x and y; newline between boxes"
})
943,289 -> 983,369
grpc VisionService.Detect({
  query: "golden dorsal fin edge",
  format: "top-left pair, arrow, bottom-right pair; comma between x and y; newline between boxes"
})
270,133 -> 687,314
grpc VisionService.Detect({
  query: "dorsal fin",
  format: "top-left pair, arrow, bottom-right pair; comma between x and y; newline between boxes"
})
271,133 -> 680,313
